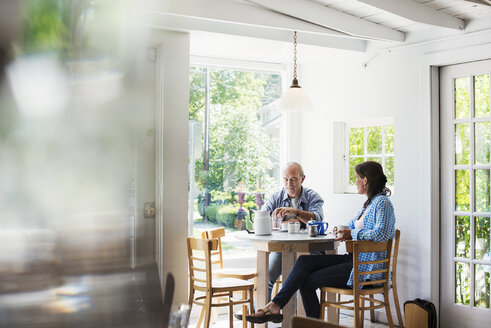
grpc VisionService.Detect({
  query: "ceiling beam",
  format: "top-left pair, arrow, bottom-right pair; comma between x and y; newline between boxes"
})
148,0 -> 352,39
138,11 -> 367,52
359,0 -> 465,30
462,0 -> 491,6
245,0 -> 405,42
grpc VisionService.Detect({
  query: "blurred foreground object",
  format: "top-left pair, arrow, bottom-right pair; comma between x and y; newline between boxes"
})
0,0 -> 164,327
0,0 -> 20,82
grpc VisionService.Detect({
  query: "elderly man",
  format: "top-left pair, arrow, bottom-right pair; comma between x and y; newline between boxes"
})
264,162 -> 324,301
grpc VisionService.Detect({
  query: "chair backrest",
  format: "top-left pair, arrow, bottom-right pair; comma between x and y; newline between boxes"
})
345,239 -> 392,290
201,227 -> 226,269
391,229 -> 401,277
187,237 -> 219,290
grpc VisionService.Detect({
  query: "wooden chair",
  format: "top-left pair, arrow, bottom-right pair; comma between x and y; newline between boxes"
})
272,276 -> 282,298
187,237 -> 254,328
202,228 -> 286,301
320,239 -> 394,328
201,228 -> 257,281
201,228 -> 257,324
292,316 -> 347,328
369,229 -> 403,327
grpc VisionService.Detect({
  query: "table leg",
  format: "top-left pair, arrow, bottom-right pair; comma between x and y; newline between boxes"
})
326,292 -> 339,323
295,252 -> 308,318
324,249 -> 339,323
280,252 -> 296,328
257,250 -> 269,328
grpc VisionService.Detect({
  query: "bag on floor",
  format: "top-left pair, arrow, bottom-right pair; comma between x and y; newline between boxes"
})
404,298 -> 437,328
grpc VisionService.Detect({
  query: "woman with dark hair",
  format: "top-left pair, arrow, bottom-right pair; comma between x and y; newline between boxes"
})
246,161 -> 396,323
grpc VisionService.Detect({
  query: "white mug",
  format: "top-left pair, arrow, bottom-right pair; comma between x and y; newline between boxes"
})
281,222 -> 289,231
336,225 -> 349,239
288,221 -> 300,234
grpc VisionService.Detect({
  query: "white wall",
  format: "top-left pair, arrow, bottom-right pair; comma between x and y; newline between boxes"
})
151,30 -> 190,306
188,27 -> 491,319
302,44 -> 432,313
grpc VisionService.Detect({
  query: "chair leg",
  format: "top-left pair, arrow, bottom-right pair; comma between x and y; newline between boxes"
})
369,294 -> 376,322
242,304 -> 247,328
249,289 -> 255,328
188,290 -> 196,325
188,290 -> 194,312
359,297 -> 365,328
383,290 -> 394,328
336,293 -> 341,322
392,285 -> 404,328
272,276 -> 281,298
319,290 -> 326,321
354,294 -> 360,328
203,294 -> 213,328
196,306 -> 205,328
229,292 -> 234,328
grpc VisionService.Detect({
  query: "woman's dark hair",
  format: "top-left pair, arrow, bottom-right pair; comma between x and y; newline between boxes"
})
355,161 -> 391,208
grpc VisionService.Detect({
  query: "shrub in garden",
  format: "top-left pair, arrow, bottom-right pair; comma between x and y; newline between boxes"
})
205,205 -> 219,223
217,205 -> 237,228
242,201 -> 257,211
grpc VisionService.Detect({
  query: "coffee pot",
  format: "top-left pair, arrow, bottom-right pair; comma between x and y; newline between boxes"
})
253,210 -> 272,235
308,220 -> 329,235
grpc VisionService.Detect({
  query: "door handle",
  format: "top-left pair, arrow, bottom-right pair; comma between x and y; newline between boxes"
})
144,202 -> 156,218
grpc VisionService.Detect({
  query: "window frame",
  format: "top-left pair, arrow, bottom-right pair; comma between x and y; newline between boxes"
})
188,55 -> 288,198
343,118 -> 394,193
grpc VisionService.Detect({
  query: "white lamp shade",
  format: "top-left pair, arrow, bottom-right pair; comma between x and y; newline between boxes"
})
278,86 -> 313,112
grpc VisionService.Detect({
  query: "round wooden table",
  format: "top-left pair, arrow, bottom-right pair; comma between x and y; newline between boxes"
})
238,231 -> 340,328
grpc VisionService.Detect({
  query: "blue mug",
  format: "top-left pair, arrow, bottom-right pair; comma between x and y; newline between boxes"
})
308,221 -> 328,235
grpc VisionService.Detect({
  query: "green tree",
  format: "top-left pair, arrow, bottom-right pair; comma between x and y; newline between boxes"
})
20,0 -> 70,55
190,67 -> 279,197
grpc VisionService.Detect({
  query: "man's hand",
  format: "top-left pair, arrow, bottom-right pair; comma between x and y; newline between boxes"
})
272,207 -> 297,219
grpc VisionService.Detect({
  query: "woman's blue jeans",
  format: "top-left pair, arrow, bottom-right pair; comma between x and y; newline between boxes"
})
271,254 -> 353,318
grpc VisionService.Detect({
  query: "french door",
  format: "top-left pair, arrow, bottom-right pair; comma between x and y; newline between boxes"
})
440,59 -> 491,327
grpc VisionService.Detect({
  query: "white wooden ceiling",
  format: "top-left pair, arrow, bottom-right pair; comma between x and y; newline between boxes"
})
309,0 -> 491,33
142,0 -> 491,52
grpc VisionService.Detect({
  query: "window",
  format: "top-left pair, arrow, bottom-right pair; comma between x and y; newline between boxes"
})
333,119 -> 394,193
188,58 -> 285,230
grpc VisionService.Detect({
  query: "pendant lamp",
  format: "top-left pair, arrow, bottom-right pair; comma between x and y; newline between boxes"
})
278,31 -> 313,112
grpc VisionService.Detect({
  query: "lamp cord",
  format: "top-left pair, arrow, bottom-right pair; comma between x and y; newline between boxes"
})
293,31 -> 297,80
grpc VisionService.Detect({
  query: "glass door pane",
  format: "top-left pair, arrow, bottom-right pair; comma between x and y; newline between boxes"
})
441,60 -> 491,327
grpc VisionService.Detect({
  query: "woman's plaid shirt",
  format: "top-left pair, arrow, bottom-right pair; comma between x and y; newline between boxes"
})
346,193 -> 396,288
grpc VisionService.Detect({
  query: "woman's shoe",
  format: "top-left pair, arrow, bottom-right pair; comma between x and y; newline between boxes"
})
245,307 -> 283,324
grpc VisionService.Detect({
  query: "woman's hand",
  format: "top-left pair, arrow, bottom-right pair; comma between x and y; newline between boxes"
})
335,229 -> 353,241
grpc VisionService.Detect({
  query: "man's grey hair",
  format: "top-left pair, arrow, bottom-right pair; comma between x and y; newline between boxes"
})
285,162 -> 304,177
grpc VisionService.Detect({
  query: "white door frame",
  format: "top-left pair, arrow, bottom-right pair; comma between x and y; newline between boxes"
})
440,59 -> 491,327
150,29 -> 191,305
425,42 -> 491,325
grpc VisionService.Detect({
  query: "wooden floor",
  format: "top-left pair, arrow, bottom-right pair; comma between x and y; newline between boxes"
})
187,311 -> 392,328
